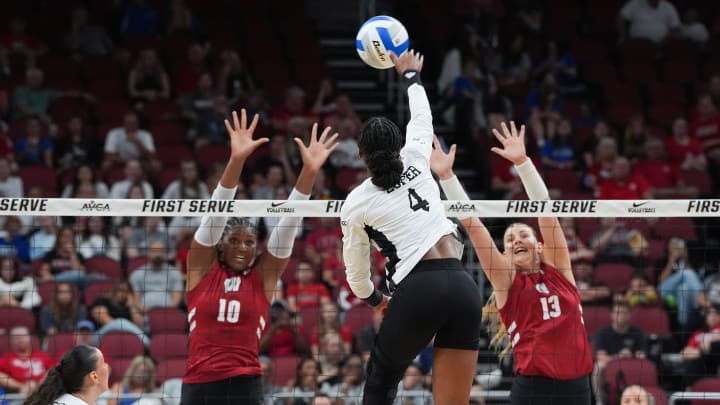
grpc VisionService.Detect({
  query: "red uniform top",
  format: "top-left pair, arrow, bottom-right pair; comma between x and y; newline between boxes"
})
690,115 -> 720,153
184,262 -> 270,383
0,351 -> 53,383
598,176 -> 650,200
499,263 -> 593,380
686,326 -> 720,349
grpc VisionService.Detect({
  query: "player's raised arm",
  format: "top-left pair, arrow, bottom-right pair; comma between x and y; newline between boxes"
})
390,50 -> 433,159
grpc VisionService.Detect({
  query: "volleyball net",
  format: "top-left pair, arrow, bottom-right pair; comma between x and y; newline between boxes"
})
1,197 -> 719,405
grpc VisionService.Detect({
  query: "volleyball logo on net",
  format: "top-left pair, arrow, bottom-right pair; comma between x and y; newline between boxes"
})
447,202 -> 476,214
80,201 -> 110,212
627,201 -> 655,214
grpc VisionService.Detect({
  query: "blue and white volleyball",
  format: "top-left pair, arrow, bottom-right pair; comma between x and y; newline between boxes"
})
355,16 -> 410,69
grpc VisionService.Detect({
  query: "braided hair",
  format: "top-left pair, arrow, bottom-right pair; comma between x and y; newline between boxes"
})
358,117 -> 405,190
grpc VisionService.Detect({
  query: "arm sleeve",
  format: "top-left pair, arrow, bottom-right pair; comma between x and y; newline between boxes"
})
402,82 -> 434,162
341,202 -> 380,305
193,184 -> 236,247
266,188 -> 309,258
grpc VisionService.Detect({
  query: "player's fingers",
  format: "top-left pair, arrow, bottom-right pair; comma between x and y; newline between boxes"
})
492,128 -> 507,144
310,122 -> 318,141
248,113 -> 259,133
325,132 -> 339,146
232,110 -> 240,131
224,119 -> 233,135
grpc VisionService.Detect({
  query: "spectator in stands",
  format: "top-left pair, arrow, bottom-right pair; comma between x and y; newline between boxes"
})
586,137 -> 619,189
590,217 -> 647,265
286,261 -> 331,313
270,86 -> 316,132
0,131 -> 15,166
658,237 -> 703,329
620,385 -> 653,405
622,115 -> 649,163
191,94 -> 231,147
581,120 -> 614,170
64,6 -> 114,56
304,218 -> 342,269
526,73 -> 563,145
321,354 -> 366,405
0,156 -> 21,198
618,0 -> 681,43
252,164 -> 288,201
254,134 -> 299,187
310,302 -> 352,358
124,216 -> 169,260
259,356 -> 283,405
109,159 -> 155,199
633,137 -> 696,197
316,332 -> 346,386
28,216 -> 57,261
0,256 -> 39,309
260,301 -> 310,358
597,157 -> 653,200
680,8 -> 709,44
0,326 -> 53,397
323,95 -> 362,138
573,259 -> 612,307
533,40 -> 582,95
129,240 -> 183,311
103,113 -> 158,173
55,116 -> 101,171
121,0 -> 161,34
593,301 -> 648,402
540,117 -> 576,170
394,363 -> 432,405
15,115 -> 53,167
279,358 -> 322,405
181,73 -> 220,126
172,43 -> 209,96
40,282 -> 86,336
665,118 -> 706,171
616,275 -> 659,308
286,116 -> 313,169
680,304 -> 720,382
0,217 -> 29,262
76,217 -> 121,262
216,50 -> 254,101
108,355 -> 161,405
10,68 -> 73,123
61,164 -> 110,199
0,17 -> 45,65
164,0 -> 199,34
89,281 -> 149,347
357,310 -> 383,363
494,34 -> 532,85
689,94 -> 720,191
560,217 -> 595,264
127,49 -> 170,102
490,153 -> 539,200
37,226 -> 89,288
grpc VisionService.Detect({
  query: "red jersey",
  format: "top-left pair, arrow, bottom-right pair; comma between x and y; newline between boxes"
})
686,326 -> 720,349
286,283 -> 330,309
499,263 -> 593,380
632,160 -> 681,189
0,351 -> 53,383
690,115 -> 720,152
664,137 -> 704,168
598,176 -> 650,200
184,262 -> 270,383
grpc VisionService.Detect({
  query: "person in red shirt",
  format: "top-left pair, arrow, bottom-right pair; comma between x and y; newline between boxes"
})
689,94 -> 720,191
633,137 -> 695,197
269,86 -> 317,131
586,136 -> 619,190
598,156 -> 653,200
434,122 -> 593,403
286,260 -> 331,313
666,118 -> 707,171
310,302 -> 353,358
681,304 -> 720,359
258,301 -> 309,358
181,109 -> 337,405
0,325 -> 54,396
305,217 -> 343,267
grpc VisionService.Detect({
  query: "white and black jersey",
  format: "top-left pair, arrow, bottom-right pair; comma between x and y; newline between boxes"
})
341,83 -> 457,301
52,393 -> 89,405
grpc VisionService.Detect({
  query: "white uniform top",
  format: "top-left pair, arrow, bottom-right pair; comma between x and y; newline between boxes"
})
341,83 -> 457,300
53,393 -> 89,405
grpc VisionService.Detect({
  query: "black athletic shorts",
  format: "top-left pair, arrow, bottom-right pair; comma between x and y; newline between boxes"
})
180,374 -> 264,405
510,374 -> 592,405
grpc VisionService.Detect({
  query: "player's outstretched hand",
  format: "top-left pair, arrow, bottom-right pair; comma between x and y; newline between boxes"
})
491,121 -> 528,166
429,135 -> 456,180
390,49 -> 423,75
225,109 -> 269,161
294,123 -> 339,173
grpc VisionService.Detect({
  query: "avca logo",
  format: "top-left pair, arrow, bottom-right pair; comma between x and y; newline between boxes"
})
81,201 -> 110,212
448,202 -> 475,213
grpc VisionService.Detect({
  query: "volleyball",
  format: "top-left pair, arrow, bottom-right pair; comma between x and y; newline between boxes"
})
355,15 -> 409,69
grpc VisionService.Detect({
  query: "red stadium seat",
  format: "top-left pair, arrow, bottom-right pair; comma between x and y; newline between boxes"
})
85,256 -> 123,279
148,308 -> 187,334
99,332 -> 145,359
630,306 -> 671,337
576,217 -> 599,244
0,306 -> 36,333
662,61 -> 697,84
127,257 -> 149,276
271,355 -> 301,387
158,167 -> 180,190
607,104 -> 643,127
84,280 -> 115,305
335,168 -> 367,195
582,305 -> 611,340
544,169 -> 583,192
18,166 -> 58,196
0,334 -> 41,356
49,97 -> 90,122
344,304 -> 374,337
81,56 -> 119,81
644,385 -> 668,405
646,239 -> 667,264
150,333 -> 188,361
108,357 -> 133,385
89,80 -> 126,100
647,83 -> 686,105
143,100 -> 181,122
647,103 -> 685,128
196,144 -> 230,171
622,63 -> 656,83
690,377 -> 720,405
653,217 -> 697,241
582,61 -> 617,84
156,358 -> 188,384
604,83 -> 642,105
602,358 -> 659,405
38,281 -> 56,306
46,332 -> 77,361
682,169 -> 712,195
620,39 -> 657,64
156,145 -> 193,168
149,121 -> 186,146
297,306 -> 320,342
594,263 -> 634,294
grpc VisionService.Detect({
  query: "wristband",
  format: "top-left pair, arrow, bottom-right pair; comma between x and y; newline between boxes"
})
401,70 -> 422,87
361,289 -> 383,307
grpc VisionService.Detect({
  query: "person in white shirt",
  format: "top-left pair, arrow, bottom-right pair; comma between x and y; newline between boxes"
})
340,50 -> 482,405
109,159 -> 155,199
23,345 -> 110,405
0,156 -> 22,198
618,0 -> 681,43
0,256 -> 41,309
102,111 -> 156,171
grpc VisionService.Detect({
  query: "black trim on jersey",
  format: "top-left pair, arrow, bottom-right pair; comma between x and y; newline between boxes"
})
362,288 -> 384,307
364,224 -> 400,291
401,69 -> 422,87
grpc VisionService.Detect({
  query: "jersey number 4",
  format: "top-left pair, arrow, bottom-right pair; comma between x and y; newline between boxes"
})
540,295 -> 561,320
217,298 -> 241,323
408,188 -> 429,212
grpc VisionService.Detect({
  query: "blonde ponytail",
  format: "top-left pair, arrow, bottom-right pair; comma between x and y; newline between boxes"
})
482,293 -> 512,361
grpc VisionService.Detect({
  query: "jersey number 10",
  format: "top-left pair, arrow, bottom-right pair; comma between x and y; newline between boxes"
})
217,298 -> 241,323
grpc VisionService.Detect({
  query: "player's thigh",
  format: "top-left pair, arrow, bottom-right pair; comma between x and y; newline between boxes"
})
432,347 -> 478,405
